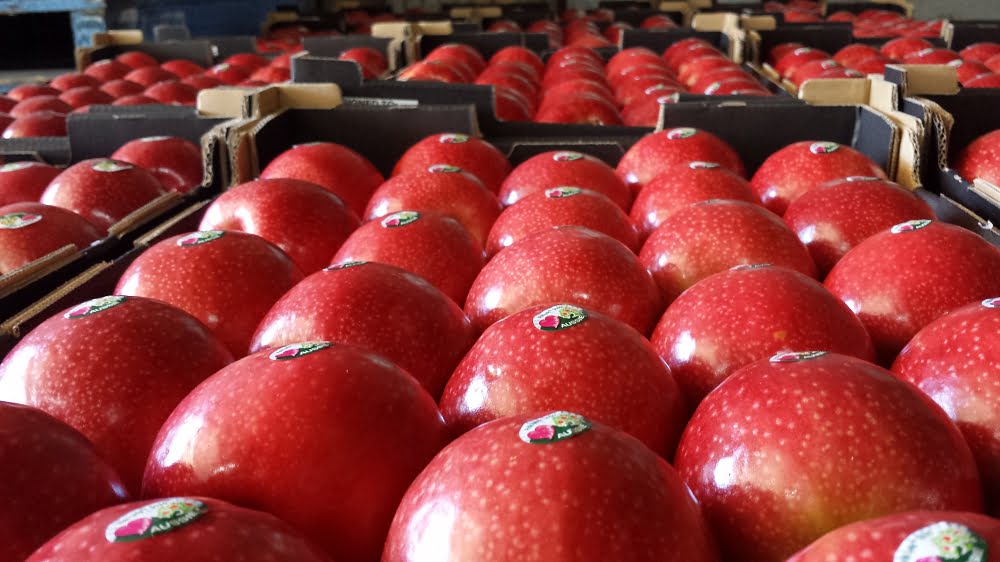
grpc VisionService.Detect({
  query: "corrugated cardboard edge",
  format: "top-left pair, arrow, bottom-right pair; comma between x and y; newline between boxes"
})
134,200 -> 212,248
972,179 -> 1000,214
0,245 -> 81,300
888,64 -> 961,98
75,30 -> 144,70
691,12 -> 745,63
0,261 -> 110,338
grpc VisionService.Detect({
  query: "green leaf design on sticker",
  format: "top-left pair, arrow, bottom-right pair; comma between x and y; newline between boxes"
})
770,351 -> 827,363
545,187 -> 582,198
104,498 -> 207,543
666,127 -> 697,140
0,212 -> 42,229
532,304 -> 588,331
268,341 -> 332,361
177,231 -> 225,247
91,160 -> 133,173
809,142 -> 840,155
890,219 -> 933,234
438,134 -> 468,144
519,411 -> 592,444
381,211 -> 420,228
64,296 -> 128,319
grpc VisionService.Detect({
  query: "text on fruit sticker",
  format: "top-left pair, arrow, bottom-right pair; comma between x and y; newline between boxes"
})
519,411 -> 592,444
545,187 -> 581,198
666,127 -> 696,140
326,261 -> 367,271
689,161 -> 720,169
532,304 -> 588,331
809,142 -> 840,155
104,498 -> 207,543
891,219 -> 933,234
552,151 -> 583,162
381,211 -> 420,228
0,212 -> 41,229
438,134 -> 468,144
65,296 -> 128,319
428,164 -> 462,174
91,160 -> 133,173
268,341 -> 332,361
893,521 -> 988,562
0,161 -> 40,172
983,298 -> 1000,309
770,351 -> 827,363
731,263 -> 772,271
177,231 -> 225,247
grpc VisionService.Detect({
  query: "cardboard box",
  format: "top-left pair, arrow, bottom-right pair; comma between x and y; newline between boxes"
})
75,30 -> 216,71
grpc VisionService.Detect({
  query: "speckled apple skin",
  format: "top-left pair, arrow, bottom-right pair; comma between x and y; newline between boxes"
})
142,345 -> 449,562
824,221 -> 1000,364
115,231 -> 304,357
652,265 -> 874,406
392,133 -> 511,194
787,510 -> 1000,562
616,128 -> 746,195
961,42 -> 1000,63
892,300 -> 1000,515
675,353 -> 983,562
123,66 -> 178,88
749,141 -> 887,215
0,402 -> 127,562
498,150 -> 632,210
0,161 -> 60,205
251,262 -> 475,399
200,178 -> 360,274
440,304 -> 687,457
466,226 -> 663,336
383,415 -> 721,562
28,497 -> 333,562
0,296 -> 233,492
0,202 -> 101,274
954,129 -> 1000,186
486,188 -> 639,256
112,137 -> 203,194
260,142 -> 384,216
639,200 -> 817,303
40,159 -> 166,232
10,95 -> 73,117
773,48 -> 830,78
783,177 -> 936,276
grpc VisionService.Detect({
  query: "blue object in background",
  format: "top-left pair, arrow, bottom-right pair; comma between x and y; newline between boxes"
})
109,0 -> 296,39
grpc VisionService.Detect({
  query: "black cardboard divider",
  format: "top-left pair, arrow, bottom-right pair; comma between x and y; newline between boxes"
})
482,3 -> 554,28
0,138 -> 71,166
947,21 -> 1000,52
753,23 -> 854,63
66,109 -> 227,162
303,35 -> 396,59
86,40 -> 215,68
417,32 -> 550,58
825,1 -> 909,15
205,36 -> 260,62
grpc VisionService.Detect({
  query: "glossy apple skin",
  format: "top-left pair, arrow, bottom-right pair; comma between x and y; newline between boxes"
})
652,265 -> 874,405
535,92 -> 624,127
84,58 -> 132,81
825,220 -> 1000,363
260,142 -> 384,216
0,202 -> 101,273
143,81 -> 198,105
498,150 -> 632,211
0,160 -> 61,205
116,51 -> 158,69
466,226 -> 663,335
630,161 -> 757,240
616,128 -> 746,195
783,176 -> 936,275
639,200 -> 817,302
180,74 -> 223,91
0,402 -> 127,561
11,95 -> 73,117
833,43 -> 882,67
7,83 -> 61,101
441,304 -> 687,456
675,352 -> 983,562
384,413 -> 721,562
142,344 -> 449,562
111,94 -> 158,106
338,47 -> 387,78
123,66 -> 178,88
3,111 -> 66,138
397,61 -> 466,83
224,52 -> 270,70
425,43 -> 487,75
58,86 -> 114,109
487,187 -> 639,257
880,37 -> 933,59
249,65 -> 291,84
250,262 -> 475,399
363,167 -> 500,246
961,42 -> 1000,64
204,63 -> 250,85
110,136 -> 203,194
774,47 -> 831,78
903,48 -> 962,65
115,231 -> 303,356
490,45 -> 545,76
392,133 -> 511,194
750,140 -> 887,215
892,299 -> 1000,515
0,295 -> 232,492
954,129 -> 1000,185
159,59 -> 204,78
27,497 -> 333,562
49,72 -> 100,92
40,159 -> 166,231
200,178 -> 359,274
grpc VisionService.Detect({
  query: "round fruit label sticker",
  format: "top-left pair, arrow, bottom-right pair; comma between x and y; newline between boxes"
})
326,261 -> 366,271
809,142 -> 840,155
381,211 -> 420,228
177,231 -> 225,247
519,411 -> 592,444
845,176 -> 881,182
214,63 -> 231,71
552,151 -> 584,162
428,164 -> 461,174
947,59 -> 964,68
820,60 -> 839,70
532,304 -> 587,331
891,219 -> 933,234
689,161 -> 720,170
0,161 -> 40,173
645,83 -> 675,94
914,47 -> 937,58
731,263 -> 772,271
140,136 -> 171,143
893,521 -> 988,562
793,47 -> 814,56
705,82 -> 724,95
92,160 -> 133,173
657,94 -> 680,105
982,298 -> 1000,309
770,350 -> 827,363
65,296 -> 127,319
0,212 -> 42,229
268,341 -> 332,361
438,133 -> 468,144
545,187 -> 581,198
666,127 -> 697,140
104,498 -> 207,543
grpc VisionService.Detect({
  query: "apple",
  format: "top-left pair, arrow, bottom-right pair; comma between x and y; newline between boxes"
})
111,136 -> 203,194
621,93 -> 672,127
41,159 -> 166,231
541,65 -> 609,92
111,94 -> 158,106
850,55 -> 893,75
961,42 -> 1000,64
616,127 -> 746,195
488,19 -> 521,32
11,95 -> 73,117
640,200 -> 816,301
466,226 -> 663,335
678,55 -> 740,88
237,79 -> 269,88
116,51 -> 159,69
826,10 -> 856,21
668,41 -> 724,70
949,59 -> 992,84
606,48 -> 668,79
750,140 -> 887,215
492,87 -> 533,121
0,95 -> 14,113
0,161 -> 61,205
224,52 -> 269,70
903,48 -> 962,65
539,77 -> 615,109
476,66 -> 539,102
115,231 -> 303,356
774,47 -> 831,78
966,73 -> 1000,88
689,67 -> 755,94
338,47 -> 388,79
180,74 -> 224,91
159,59 -> 204,78
249,65 -> 291,84
616,77 -> 682,106
534,92 -> 623,125
58,86 -> 114,108
123,66 -> 179,88
490,46 -> 545,77
0,402 -> 127,561
98,79 -> 143,99
143,81 -> 197,105
393,133 -> 510,194
630,161 -> 757,240
825,219 -> 1000,363
674,352 -> 983,562
397,60 -> 466,83
954,129 -> 1000,184
260,141 -> 384,216
384,412 -> 720,562
270,52 -> 294,69
204,63 -> 250,85
49,72 -> 101,91
84,58 -> 132,82
425,43 -> 487,75
3,111 -> 66,138
7,83 -> 60,101
0,202 -> 101,273
833,43 -> 882,67
783,176 -> 936,275
788,510 -> 1000,561
497,150 -> 631,211
788,59 -> 841,87
27,497 -> 333,562
880,37 -> 933,60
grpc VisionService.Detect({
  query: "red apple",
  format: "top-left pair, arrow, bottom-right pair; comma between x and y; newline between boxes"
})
0,402 -> 127,561
270,52 -> 294,69
788,59 -> 842,87
384,412 -> 720,562
667,39 -> 722,70
249,65 -> 291,83
961,42 -> 1000,64
124,66 -> 179,88
493,86 -> 533,121
40,159 -> 165,231
606,47 -> 668,79
49,72 -> 100,91
476,66 -> 540,103
339,47 -> 388,78
0,160 -> 60,205
488,19 -> 521,33
850,55 -> 893,75
489,45 -> 545,76
678,55 -> 740,88
143,81 -> 197,105
966,73 -> 1000,88
111,94 -> 158,106
159,59 -> 204,78
616,76 -> 682,106
674,352 -> 982,562
3,111 -> 66,137
825,219 -> 1000,362
750,140 -> 887,215
689,67 -> 755,94
204,63 -> 250,85
630,161 -> 757,239
950,59 -> 992,84
397,60 -> 466,83
639,200 -> 816,301
539,77 -> 616,108
827,10 -> 856,21
541,63 -> 608,90
651,264 -> 874,404
0,295 -> 233,491
111,136 -> 203,194
498,150 -> 631,210
224,52 -> 270,70
903,48 -> 962,65
621,92 -> 675,126
393,133 -> 510,194
955,129 -> 1000,184
27,497 -> 332,562
116,51 -> 159,69
11,95 -> 73,117
0,202 -> 101,273
774,47 -> 831,78
547,46 -> 603,69
617,127 -> 746,194
7,83 -> 60,101
260,141 -> 384,216
833,43 -> 882,67
466,226 -> 663,334
58,86 -> 114,108
880,36 -> 933,59
84,58 -> 132,82
425,43 -> 487,75
783,176 -> 936,275
180,74 -> 224,90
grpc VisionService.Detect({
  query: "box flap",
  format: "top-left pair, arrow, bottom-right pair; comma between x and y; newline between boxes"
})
197,87 -> 256,119
798,78 -> 872,105
449,6 -> 503,19
884,64 -> 960,98
251,83 -> 343,117
692,12 -> 740,33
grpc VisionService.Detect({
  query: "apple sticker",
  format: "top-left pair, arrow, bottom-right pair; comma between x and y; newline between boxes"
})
532,304 -> 588,331
947,59 -> 964,68
139,136 -> 171,143
177,230 -> 225,247
0,212 -> 42,229
552,151 -> 584,162
731,263 -> 772,271
770,350 -> 827,363
438,133 -> 469,144
0,161 -> 40,173
657,94 -> 679,105
268,341 -> 332,361
428,164 -> 462,174
667,127 -> 697,140
104,498 -> 207,543
381,210 -> 420,228
914,47 -> 937,58
982,298 -> 1000,309
845,176 -> 882,182
518,411 -> 592,445
705,82 -> 724,95
793,47 -> 815,56
893,521 -> 987,562
64,296 -> 128,319
91,160 -> 133,173
809,142 -> 841,155
689,161 -> 721,170
545,187 -> 582,198
891,219 -> 933,234
325,261 -> 367,271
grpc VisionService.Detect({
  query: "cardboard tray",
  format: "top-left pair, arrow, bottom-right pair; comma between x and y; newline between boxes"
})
76,32 -> 216,70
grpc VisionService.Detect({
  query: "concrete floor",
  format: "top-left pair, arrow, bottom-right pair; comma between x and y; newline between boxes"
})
912,0 -> 998,20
